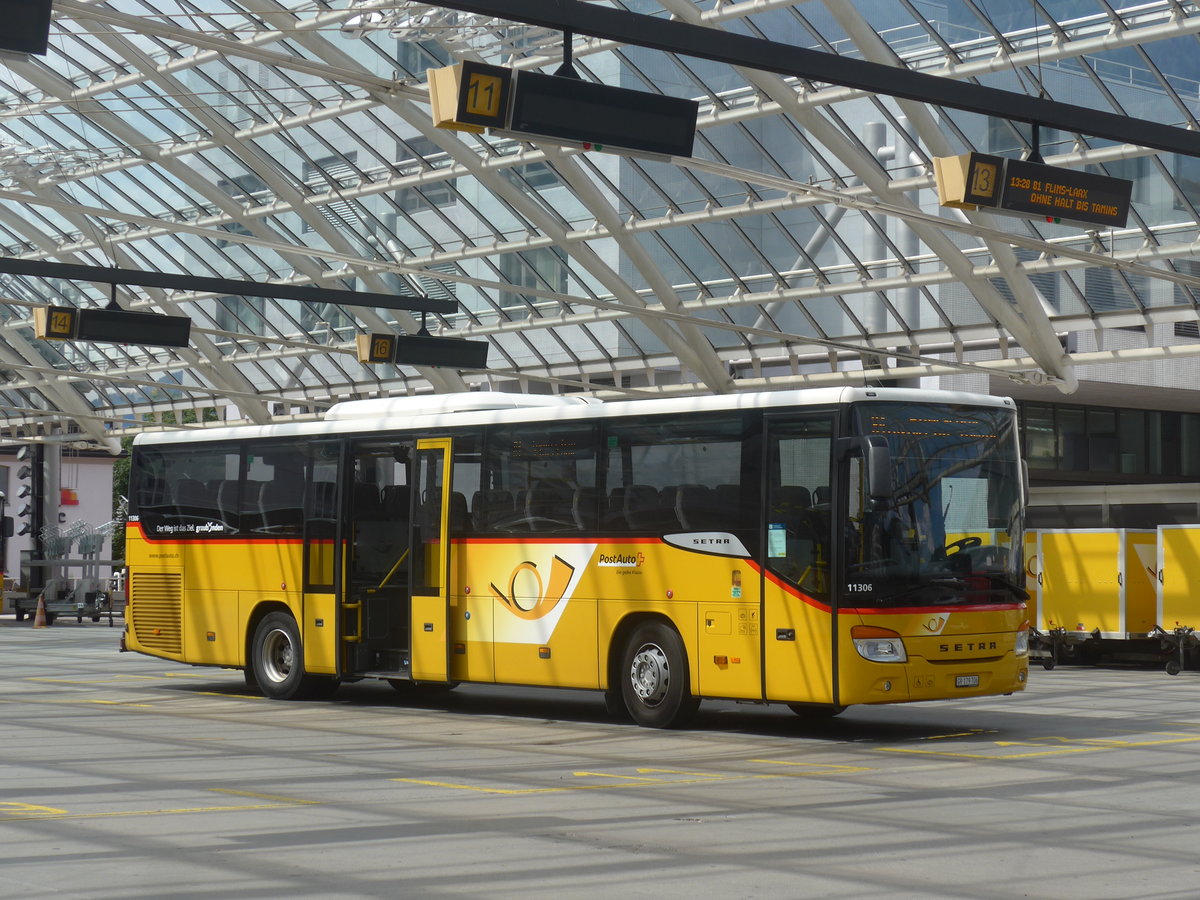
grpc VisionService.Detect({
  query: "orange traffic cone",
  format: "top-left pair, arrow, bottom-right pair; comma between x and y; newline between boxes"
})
32,593 -> 47,629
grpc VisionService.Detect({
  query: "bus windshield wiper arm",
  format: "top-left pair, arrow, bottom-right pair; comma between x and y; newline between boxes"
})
980,573 -> 1030,602
876,577 -> 965,604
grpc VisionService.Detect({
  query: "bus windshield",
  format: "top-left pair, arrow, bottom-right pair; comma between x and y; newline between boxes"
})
847,401 -> 1025,608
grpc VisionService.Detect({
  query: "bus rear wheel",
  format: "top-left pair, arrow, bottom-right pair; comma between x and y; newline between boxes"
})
620,621 -> 699,729
251,612 -> 322,700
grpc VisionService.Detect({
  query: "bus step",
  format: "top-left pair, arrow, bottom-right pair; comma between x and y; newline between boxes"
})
361,668 -> 411,680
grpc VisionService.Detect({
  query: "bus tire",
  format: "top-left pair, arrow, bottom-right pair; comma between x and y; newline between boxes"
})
250,612 -> 318,700
620,621 -> 699,729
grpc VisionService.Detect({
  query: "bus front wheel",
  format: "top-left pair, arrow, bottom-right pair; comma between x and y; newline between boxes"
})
251,612 -> 320,700
619,621 -> 699,729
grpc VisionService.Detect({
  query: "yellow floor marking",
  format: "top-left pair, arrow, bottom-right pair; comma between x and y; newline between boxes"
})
27,676 -> 157,686
750,759 -> 873,774
879,745 -> 1098,760
879,732 -> 1200,760
210,788 -> 320,805
391,775 -> 723,795
0,802 -> 68,817
0,789 -> 315,823
0,803 -> 295,822
0,697 -> 154,709
1073,733 -> 1200,748
86,699 -> 154,708
925,729 -> 996,740
395,761 -> 873,795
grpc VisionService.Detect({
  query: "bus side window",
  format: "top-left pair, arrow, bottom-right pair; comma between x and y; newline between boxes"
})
134,444 -> 241,536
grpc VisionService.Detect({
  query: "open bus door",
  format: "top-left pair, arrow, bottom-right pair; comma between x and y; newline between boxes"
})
409,438 -> 452,683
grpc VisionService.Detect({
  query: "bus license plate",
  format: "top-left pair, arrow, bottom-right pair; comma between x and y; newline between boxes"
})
956,675 -> 980,688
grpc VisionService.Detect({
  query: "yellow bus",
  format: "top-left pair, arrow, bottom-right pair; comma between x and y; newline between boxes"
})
122,387 -> 1029,727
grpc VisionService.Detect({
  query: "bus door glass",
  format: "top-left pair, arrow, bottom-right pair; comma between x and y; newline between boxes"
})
344,439 -> 415,675
762,414 -> 837,705
410,438 -> 452,682
302,440 -> 342,674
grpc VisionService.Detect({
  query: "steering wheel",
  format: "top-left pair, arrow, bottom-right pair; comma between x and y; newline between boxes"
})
934,535 -> 982,559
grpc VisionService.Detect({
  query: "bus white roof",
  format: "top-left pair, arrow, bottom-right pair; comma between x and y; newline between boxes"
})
132,387 -> 1014,447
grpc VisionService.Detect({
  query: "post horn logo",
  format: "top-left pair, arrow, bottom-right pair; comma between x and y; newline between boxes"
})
923,615 -> 947,633
490,555 -> 576,621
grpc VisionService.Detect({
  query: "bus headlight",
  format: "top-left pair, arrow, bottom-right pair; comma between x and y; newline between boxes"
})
851,625 -> 907,663
1015,626 -> 1029,657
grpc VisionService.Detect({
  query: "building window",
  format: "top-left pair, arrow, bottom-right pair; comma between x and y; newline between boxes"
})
499,247 -> 568,315
396,136 -> 456,212
302,153 -> 361,232
1021,401 -> 1200,483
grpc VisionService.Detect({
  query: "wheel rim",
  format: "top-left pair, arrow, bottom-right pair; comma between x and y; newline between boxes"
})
629,642 -> 670,707
261,627 -> 294,684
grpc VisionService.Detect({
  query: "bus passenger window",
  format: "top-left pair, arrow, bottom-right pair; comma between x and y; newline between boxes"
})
132,443 -> 241,537
479,423 -> 597,533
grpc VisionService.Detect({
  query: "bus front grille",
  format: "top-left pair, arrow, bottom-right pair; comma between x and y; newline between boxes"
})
130,572 -> 183,654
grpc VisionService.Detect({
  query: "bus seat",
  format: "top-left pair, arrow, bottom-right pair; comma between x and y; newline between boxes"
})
572,486 -> 598,530
472,489 -> 514,529
450,491 -> 470,532
353,482 -> 383,516
601,486 -> 626,527
259,479 -> 302,533
715,484 -> 740,508
381,484 -> 410,519
625,483 -> 671,530
676,484 -> 719,531
213,479 -> 240,526
524,486 -> 574,529
772,485 -> 812,518
172,478 -> 211,517
813,485 -> 831,506
137,475 -> 168,510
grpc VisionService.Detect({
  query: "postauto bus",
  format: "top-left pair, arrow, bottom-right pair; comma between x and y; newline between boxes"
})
122,387 -> 1029,727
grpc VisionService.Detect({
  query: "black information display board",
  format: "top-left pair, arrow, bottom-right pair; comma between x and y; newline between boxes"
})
0,0 -> 53,55
955,153 -> 1133,228
998,158 -> 1133,228
510,70 -> 699,157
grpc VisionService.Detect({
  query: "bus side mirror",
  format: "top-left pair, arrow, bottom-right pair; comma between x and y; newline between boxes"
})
1021,459 -> 1030,506
866,437 -> 893,504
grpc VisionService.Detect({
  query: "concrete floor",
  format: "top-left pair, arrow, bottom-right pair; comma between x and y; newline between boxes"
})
2,616 -> 1199,899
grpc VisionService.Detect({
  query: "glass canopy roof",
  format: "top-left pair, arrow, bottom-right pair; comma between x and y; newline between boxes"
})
2,0 -> 1200,451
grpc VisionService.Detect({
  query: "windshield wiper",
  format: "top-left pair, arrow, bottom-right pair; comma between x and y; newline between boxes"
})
875,577 -> 966,605
977,572 -> 1030,602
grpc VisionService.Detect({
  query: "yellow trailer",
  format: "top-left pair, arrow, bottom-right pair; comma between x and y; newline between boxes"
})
1024,530 -> 1041,629
1154,525 -> 1200,674
1032,529 -> 1157,668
